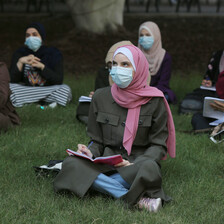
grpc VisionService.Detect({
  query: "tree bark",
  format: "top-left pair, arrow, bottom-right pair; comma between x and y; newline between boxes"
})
65,0 -> 125,34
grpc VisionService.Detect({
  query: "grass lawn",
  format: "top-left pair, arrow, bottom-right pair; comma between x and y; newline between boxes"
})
0,72 -> 223,224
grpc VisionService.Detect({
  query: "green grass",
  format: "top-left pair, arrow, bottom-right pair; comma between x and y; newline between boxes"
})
1,72 -> 223,224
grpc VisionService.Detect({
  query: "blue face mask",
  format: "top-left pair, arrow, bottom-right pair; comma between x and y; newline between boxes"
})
25,36 -> 42,52
110,66 -> 133,88
138,36 -> 154,50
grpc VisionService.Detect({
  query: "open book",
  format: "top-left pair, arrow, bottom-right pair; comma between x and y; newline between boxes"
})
200,85 -> 216,92
66,149 -> 123,166
78,96 -> 92,102
209,118 -> 224,126
203,97 -> 224,125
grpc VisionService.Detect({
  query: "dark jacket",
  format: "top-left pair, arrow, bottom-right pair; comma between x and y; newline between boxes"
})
76,66 -> 109,124
204,50 -> 224,84
94,66 -> 110,90
0,62 -> 20,131
54,87 -> 170,205
10,46 -> 63,86
150,52 -> 177,104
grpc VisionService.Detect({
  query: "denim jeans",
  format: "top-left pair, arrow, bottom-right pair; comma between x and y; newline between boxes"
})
91,173 -> 130,198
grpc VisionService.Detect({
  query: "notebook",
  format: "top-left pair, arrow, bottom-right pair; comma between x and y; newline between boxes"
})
78,96 -> 92,102
200,85 -> 216,92
203,97 -> 224,120
66,149 -> 123,166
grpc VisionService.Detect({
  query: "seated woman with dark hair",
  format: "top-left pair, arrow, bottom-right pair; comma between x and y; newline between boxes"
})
9,22 -> 72,107
191,69 -> 224,131
202,50 -> 224,88
0,62 -> 20,133
179,50 -> 223,115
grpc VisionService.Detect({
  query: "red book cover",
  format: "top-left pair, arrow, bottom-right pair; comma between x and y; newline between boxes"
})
66,149 -> 123,166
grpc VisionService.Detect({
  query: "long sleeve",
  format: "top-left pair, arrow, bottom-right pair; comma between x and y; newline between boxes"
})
154,53 -> 172,91
204,50 -> 223,84
10,46 -> 64,86
87,87 -> 168,162
94,66 -> 109,90
134,98 -> 168,163
151,53 -> 176,103
40,57 -> 63,85
0,63 -> 10,109
9,51 -> 24,83
0,86 -> 8,109
86,91 -> 105,158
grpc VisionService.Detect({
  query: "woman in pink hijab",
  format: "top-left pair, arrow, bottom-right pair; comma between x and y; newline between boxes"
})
54,45 -> 176,213
138,21 -> 177,104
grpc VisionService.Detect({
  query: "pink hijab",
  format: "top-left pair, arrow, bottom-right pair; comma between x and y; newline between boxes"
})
111,45 -> 175,159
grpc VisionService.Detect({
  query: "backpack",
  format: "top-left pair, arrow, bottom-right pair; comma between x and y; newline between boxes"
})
76,102 -> 91,125
179,88 -> 218,114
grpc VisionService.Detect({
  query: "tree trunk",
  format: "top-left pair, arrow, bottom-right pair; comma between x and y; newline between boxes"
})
65,0 -> 125,34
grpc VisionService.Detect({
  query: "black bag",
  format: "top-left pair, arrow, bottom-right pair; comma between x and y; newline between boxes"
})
76,102 -> 91,125
179,88 -> 218,114
191,112 -> 215,130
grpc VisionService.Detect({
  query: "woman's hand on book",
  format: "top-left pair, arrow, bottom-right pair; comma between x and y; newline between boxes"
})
201,79 -> 212,87
77,144 -> 93,158
114,159 -> 133,168
89,91 -> 95,98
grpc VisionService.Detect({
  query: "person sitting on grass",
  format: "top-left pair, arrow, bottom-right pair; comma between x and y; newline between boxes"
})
179,50 -> 224,114
54,45 -> 176,213
191,70 -> 224,131
201,50 -> 224,88
0,62 -> 20,133
76,40 -> 133,125
138,21 -> 177,104
9,22 -> 72,108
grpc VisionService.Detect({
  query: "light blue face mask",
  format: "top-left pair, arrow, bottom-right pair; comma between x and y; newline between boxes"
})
110,66 -> 133,88
25,36 -> 42,52
138,36 -> 154,50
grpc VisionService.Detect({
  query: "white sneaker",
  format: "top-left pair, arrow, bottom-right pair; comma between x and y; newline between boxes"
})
49,102 -> 57,108
138,198 -> 162,212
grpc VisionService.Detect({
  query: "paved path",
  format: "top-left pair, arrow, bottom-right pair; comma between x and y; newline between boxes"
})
0,1 -> 224,16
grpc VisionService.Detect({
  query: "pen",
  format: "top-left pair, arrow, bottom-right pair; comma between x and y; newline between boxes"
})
80,141 -> 93,155
87,141 -> 93,149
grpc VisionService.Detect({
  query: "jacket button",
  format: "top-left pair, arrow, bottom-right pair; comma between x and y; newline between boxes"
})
139,120 -> 143,125
121,122 -> 125,127
105,118 -> 109,123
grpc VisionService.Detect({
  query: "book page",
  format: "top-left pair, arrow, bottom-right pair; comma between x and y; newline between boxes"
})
200,85 -> 216,92
203,97 -> 224,119
78,96 -> 92,102
93,155 -> 123,165
66,149 -> 94,161
66,149 -> 123,166
209,118 -> 224,126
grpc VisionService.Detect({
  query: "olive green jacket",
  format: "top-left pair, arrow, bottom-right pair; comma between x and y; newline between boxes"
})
54,87 -> 170,205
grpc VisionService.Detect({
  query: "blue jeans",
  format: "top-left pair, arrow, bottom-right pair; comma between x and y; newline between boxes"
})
91,173 -> 130,199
